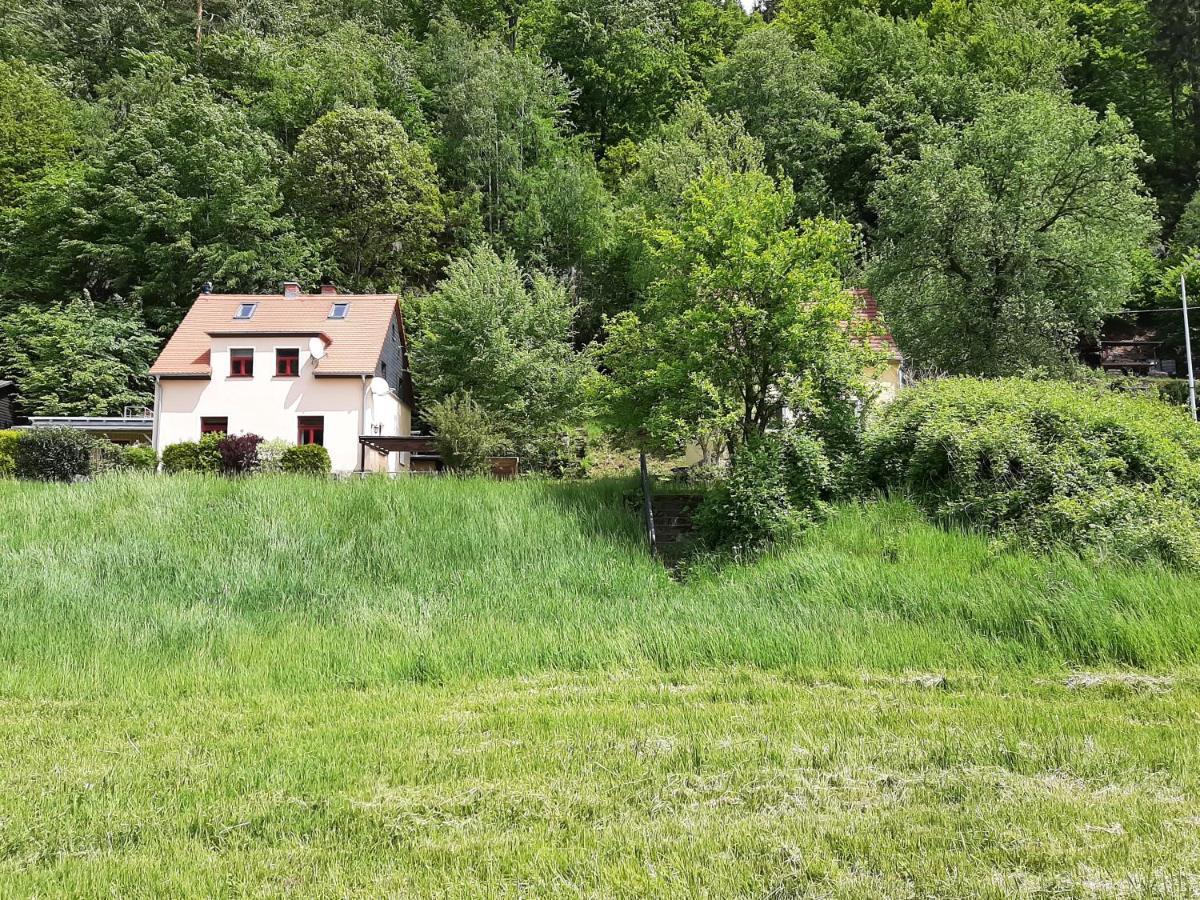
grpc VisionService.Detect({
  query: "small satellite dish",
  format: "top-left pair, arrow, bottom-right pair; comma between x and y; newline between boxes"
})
309,337 -> 327,360
370,376 -> 390,396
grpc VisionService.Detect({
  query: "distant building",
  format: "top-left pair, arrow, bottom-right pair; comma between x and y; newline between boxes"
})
0,380 -> 16,429
150,283 -> 413,473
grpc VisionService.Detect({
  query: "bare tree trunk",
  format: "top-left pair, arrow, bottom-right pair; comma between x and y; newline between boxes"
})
195,0 -> 204,60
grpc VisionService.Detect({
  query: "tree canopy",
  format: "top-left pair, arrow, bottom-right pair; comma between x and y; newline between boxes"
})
0,0 -> 1191,419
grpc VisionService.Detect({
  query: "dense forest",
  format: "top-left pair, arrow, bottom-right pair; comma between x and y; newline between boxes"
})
1,0 -> 1200,417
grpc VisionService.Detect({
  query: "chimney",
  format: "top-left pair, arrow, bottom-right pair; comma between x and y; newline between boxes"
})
282,281 -> 301,298
320,283 -> 339,296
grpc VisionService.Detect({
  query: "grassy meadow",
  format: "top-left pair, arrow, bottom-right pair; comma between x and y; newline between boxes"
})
2,474 -> 1200,895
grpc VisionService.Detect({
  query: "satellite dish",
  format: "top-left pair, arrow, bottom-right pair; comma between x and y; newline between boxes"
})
370,376 -> 390,396
309,337 -> 327,360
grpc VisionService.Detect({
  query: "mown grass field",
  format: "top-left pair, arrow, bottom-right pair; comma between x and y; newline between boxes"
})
2,475 -> 1200,896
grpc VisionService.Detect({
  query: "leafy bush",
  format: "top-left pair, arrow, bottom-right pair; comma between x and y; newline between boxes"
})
0,430 -> 18,477
123,445 -> 158,471
280,443 -> 331,475
425,391 -> 503,475
14,427 -> 94,481
161,441 -> 200,474
697,429 -> 831,551
162,434 -> 222,474
257,438 -> 292,474
864,377 -> 1200,568
217,433 -> 262,475
91,440 -> 128,474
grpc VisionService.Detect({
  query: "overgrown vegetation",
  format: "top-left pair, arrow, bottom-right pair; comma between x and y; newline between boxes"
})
3,475 -> 1200,891
865,377 -> 1200,568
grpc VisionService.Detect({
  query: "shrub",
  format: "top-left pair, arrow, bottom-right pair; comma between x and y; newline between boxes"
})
0,430 -> 18,477
162,434 -> 222,474
696,429 -> 831,552
257,438 -> 292,474
123,445 -> 158,471
161,441 -> 200,474
14,427 -> 94,481
280,443 -> 331,475
863,377 -> 1200,568
217,433 -> 262,475
91,440 -> 128,474
425,391 -> 503,475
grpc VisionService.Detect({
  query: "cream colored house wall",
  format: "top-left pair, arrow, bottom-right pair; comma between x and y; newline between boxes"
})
154,336 -> 406,473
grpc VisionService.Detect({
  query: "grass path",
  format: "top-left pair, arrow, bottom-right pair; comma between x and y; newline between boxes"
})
3,670 -> 1199,897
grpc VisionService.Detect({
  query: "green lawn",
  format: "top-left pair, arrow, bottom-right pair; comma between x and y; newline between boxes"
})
2,475 -> 1200,895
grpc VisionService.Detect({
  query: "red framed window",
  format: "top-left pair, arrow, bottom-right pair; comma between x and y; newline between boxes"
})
200,417 -> 228,435
276,348 -> 299,377
230,349 -> 254,377
298,415 -> 324,446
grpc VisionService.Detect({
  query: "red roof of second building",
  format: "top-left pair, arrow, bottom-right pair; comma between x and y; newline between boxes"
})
150,292 -> 399,377
850,288 -> 901,358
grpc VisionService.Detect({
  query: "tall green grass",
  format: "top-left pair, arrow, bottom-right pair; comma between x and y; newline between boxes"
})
2,474 -> 1199,697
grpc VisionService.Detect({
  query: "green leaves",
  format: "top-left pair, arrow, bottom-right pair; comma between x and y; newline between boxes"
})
599,165 -> 872,454
0,299 -> 157,416
868,90 -> 1157,375
287,107 -> 445,291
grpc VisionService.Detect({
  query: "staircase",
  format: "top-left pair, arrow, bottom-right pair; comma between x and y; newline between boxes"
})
651,493 -> 704,556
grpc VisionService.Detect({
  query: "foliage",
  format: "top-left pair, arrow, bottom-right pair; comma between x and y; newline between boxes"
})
599,167 -> 876,456
217,433 -> 262,475
0,429 -> 18,477
0,59 -> 75,212
864,377 -> 1200,568
424,390 -> 503,474
409,245 -> 591,469
697,428 -> 832,551
286,107 -> 444,290
13,426 -> 93,481
0,299 -> 157,416
161,434 -> 222,474
2,57 -> 318,331
256,438 -> 293,474
869,91 -> 1157,375
122,444 -> 157,472
279,443 -> 331,475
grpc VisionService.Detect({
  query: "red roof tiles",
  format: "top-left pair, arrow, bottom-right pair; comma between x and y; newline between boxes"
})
150,292 -> 399,378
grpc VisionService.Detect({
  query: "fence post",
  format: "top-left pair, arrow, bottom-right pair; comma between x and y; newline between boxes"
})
639,450 -> 657,556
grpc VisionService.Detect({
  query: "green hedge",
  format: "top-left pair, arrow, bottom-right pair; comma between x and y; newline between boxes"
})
14,427 -> 94,481
280,443 -> 331,475
0,430 -> 18,477
864,377 -> 1200,568
161,433 -> 222,474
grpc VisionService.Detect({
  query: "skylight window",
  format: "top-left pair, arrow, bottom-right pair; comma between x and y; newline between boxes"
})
328,302 -> 349,320
233,302 -> 257,320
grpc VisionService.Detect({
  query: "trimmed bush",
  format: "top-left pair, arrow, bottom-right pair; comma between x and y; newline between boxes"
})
123,445 -> 158,471
256,438 -> 292,474
697,429 -> 831,551
91,440 -> 128,474
281,443 -> 331,475
0,429 -> 18,477
864,377 -> 1200,568
14,427 -> 94,481
161,441 -> 200,474
217,433 -> 262,475
162,434 -> 222,474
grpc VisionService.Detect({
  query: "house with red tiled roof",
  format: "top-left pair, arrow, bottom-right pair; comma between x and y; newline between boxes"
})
850,288 -> 904,400
150,282 -> 413,473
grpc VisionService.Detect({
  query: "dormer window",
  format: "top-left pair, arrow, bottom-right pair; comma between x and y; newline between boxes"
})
233,303 -> 257,320
328,302 -> 349,320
